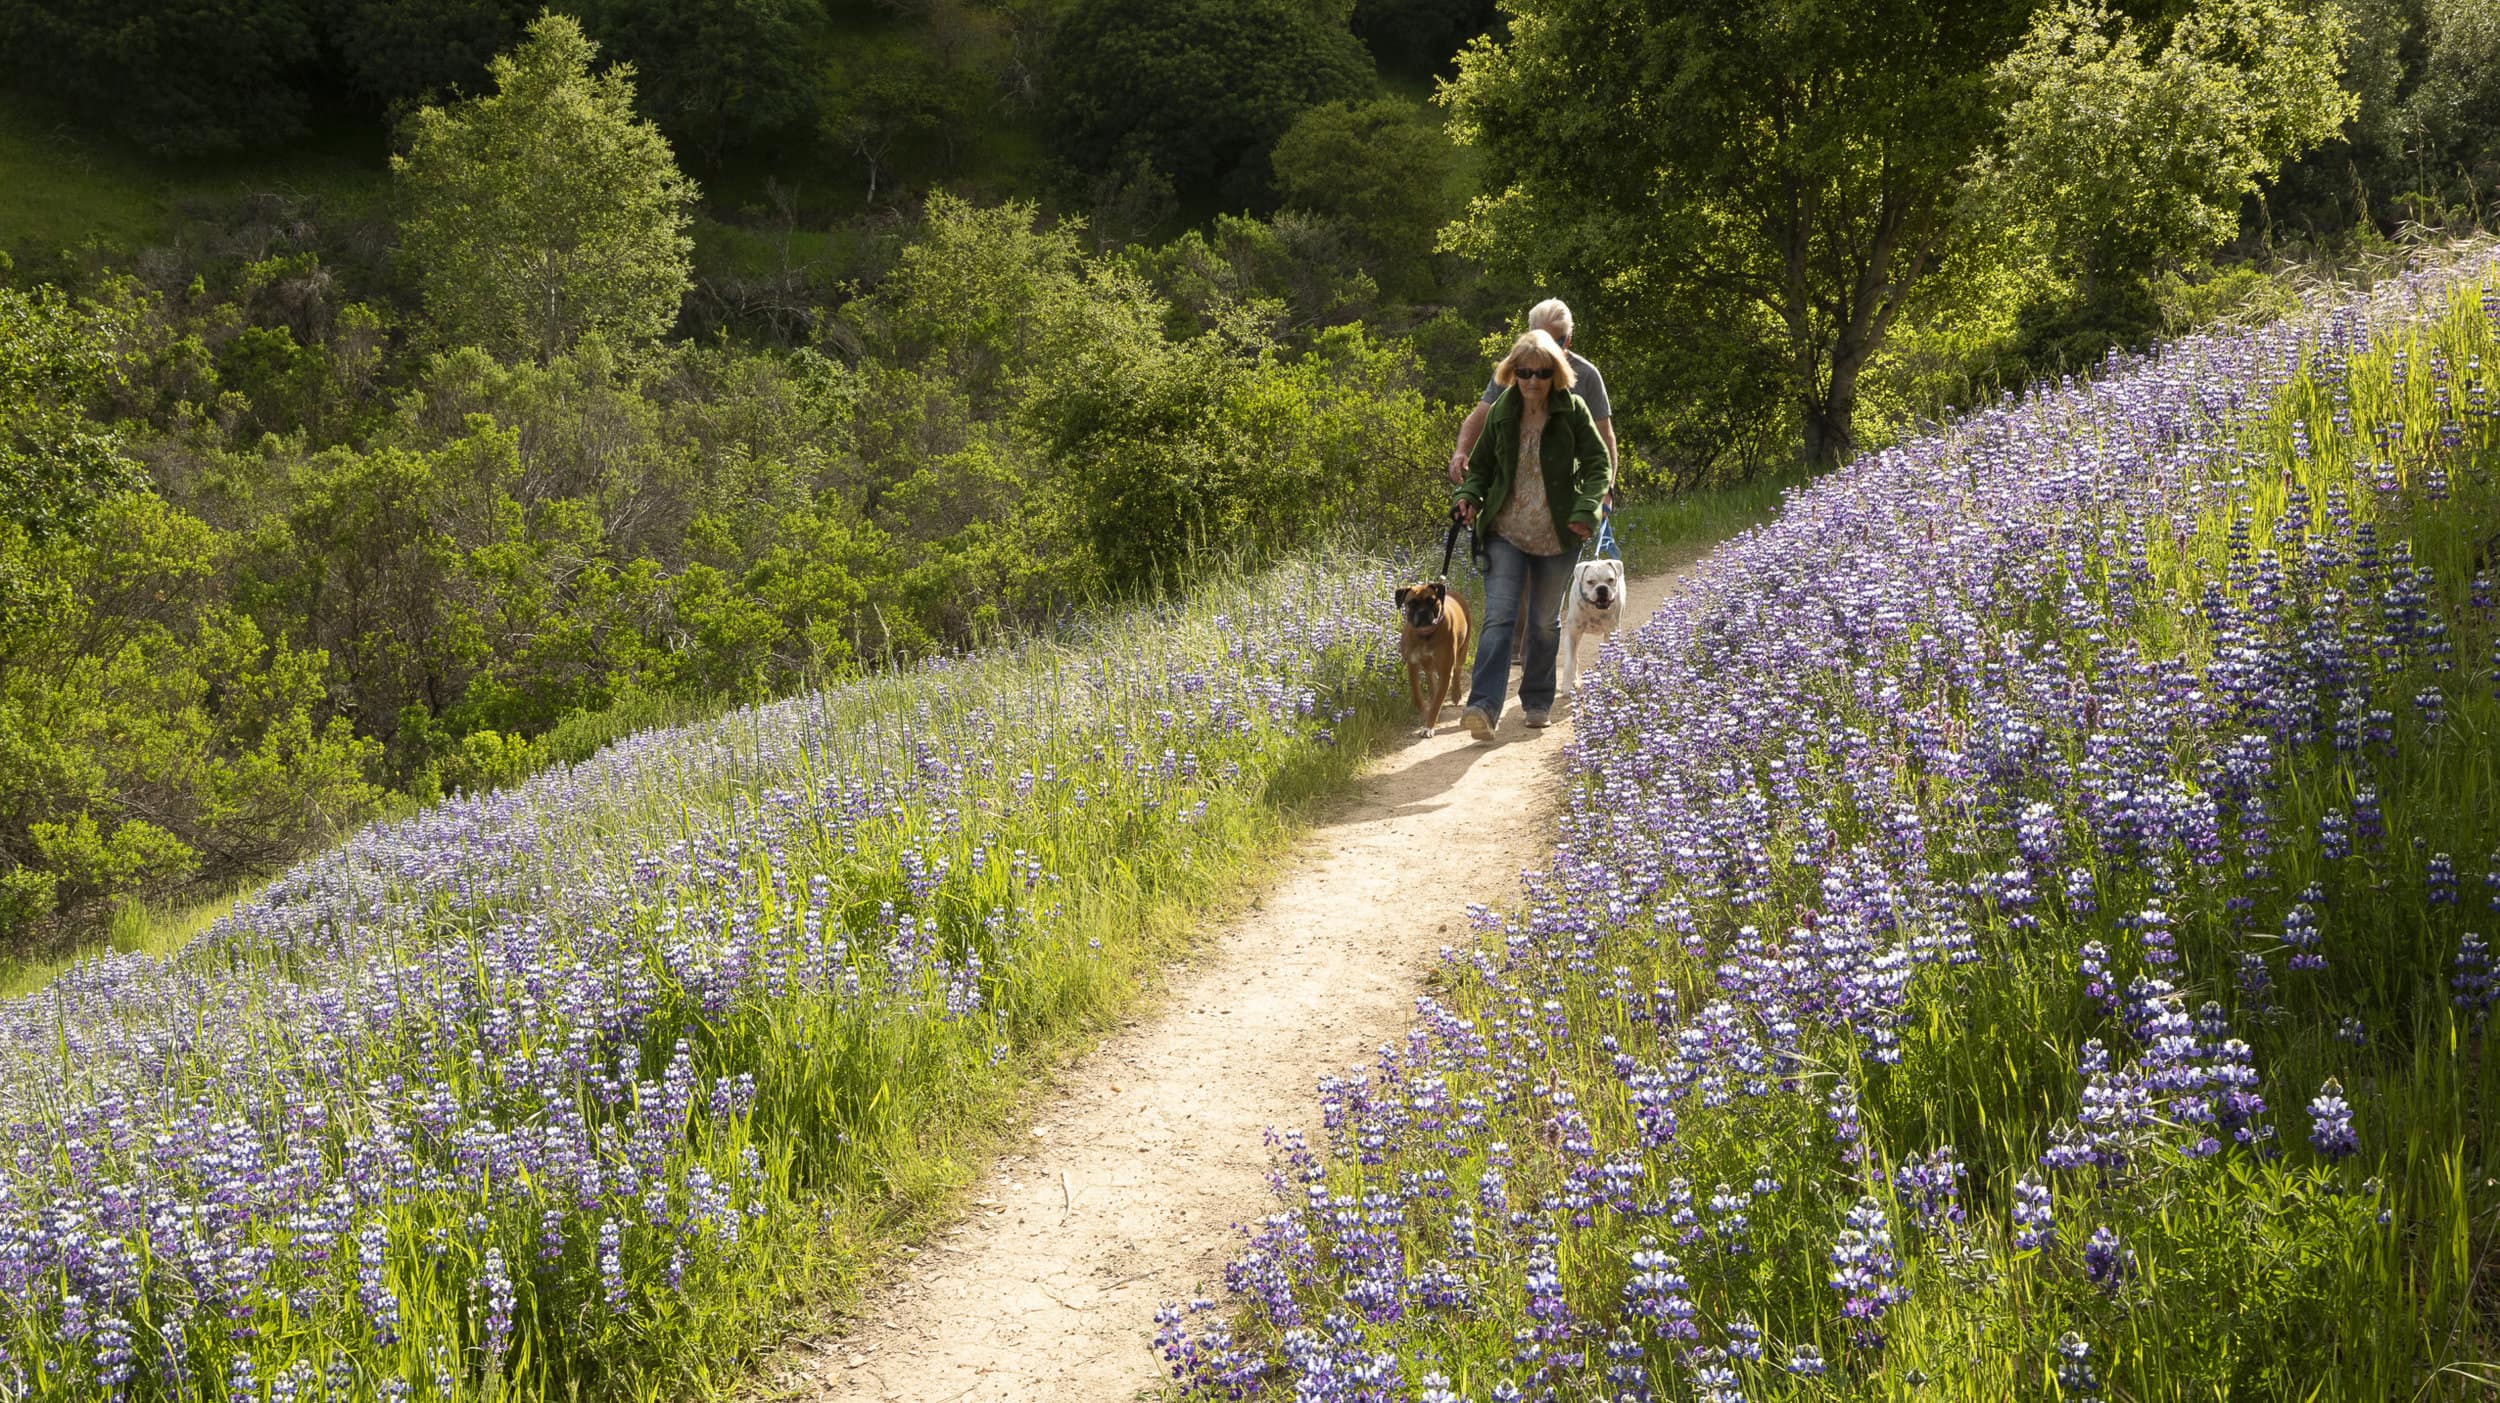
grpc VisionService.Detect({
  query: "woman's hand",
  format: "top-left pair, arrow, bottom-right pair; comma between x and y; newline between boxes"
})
1569,521 -> 1591,539
1456,500 -> 1478,526
1447,451 -> 1468,484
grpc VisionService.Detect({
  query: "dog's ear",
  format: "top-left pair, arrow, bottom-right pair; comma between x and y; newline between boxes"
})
1394,586 -> 1413,607
1429,581 -> 1447,600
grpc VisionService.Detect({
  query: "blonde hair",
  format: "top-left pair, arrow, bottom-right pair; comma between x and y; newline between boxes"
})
1527,298 -> 1574,343
1494,328 -> 1577,392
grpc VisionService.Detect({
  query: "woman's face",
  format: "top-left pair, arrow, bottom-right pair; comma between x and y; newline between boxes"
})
1513,357 -> 1555,405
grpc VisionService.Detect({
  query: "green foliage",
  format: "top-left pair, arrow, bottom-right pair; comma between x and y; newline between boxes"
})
1270,97 -> 1462,300
393,12 -> 699,363
1447,0 -> 2362,477
1349,0 -> 1500,77
819,8 -> 1011,203
2272,0 -> 2500,236
0,284 -> 144,626
1036,319 -> 1445,591
0,493 -> 379,944
330,0 -> 537,107
1981,0 -> 2355,361
0,0 -> 317,155
0,286 -> 141,545
1045,0 -> 1376,210
1446,0 -> 2037,472
575,0 -> 820,168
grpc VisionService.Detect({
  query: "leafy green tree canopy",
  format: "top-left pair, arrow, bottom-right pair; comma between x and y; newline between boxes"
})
1984,1 -> 2356,283
0,287 -> 143,625
1350,0 -> 1500,77
0,0 -> 317,154
575,0 -> 820,168
1271,97 -> 1462,300
393,12 -> 699,363
1446,0 -> 2352,471
1047,0 -> 1376,210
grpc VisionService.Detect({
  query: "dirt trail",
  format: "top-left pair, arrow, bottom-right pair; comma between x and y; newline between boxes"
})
784,570 -> 1685,1403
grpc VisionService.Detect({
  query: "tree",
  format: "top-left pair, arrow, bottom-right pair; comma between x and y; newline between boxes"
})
1271,97 -> 1462,300
1983,1 -> 2356,336
0,0 -> 317,155
330,0 -> 537,108
575,0 -> 819,169
394,12 -> 699,363
0,287 -> 143,625
1046,0 -> 1376,211
821,36 -> 987,204
1445,0 -> 2351,471
1350,0 -> 1500,77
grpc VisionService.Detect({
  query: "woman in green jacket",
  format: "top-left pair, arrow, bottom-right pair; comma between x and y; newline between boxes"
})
1453,327 -> 1612,740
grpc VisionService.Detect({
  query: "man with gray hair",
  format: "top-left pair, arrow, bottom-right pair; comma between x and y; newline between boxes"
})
1447,298 -> 1618,486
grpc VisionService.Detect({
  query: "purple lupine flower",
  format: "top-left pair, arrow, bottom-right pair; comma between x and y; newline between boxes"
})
93,1314 -> 133,1398
2431,852 -> 2459,905
2083,1226 -> 2135,1292
2454,933 -> 2496,1023
1827,1197 -> 1906,1337
2283,901 -> 2326,972
2057,1334 -> 2102,1400
2012,1175 -> 2056,1251
1621,1241 -> 1697,1340
481,1246 -> 515,1363
600,1219 -> 628,1310
1894,1146 -> 1965,1235
2309,1079 -> 2359,1159
2078,941 -> 2117,1014
2064,865 -> 2098,916
2134,904 -> 2176,968
1787,1343 -> 1827,1377
357,1216 -> 400,1344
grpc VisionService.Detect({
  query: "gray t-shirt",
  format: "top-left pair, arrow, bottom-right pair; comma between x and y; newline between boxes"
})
1484,349 -> 1609,421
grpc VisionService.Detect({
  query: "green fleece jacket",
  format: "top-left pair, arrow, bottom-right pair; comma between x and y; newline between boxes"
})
1454,387 -> 1611,550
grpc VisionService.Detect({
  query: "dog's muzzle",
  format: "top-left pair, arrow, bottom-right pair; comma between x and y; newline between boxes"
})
1589,586 -> 1614,609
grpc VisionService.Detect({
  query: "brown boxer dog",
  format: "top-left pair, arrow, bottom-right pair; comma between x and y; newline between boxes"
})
1394,581 -> 1472,737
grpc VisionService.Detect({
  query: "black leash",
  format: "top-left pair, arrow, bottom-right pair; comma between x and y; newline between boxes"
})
1437,506 -> 1469,580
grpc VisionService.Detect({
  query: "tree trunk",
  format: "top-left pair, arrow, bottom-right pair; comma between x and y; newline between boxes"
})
1801,368 -> 1860,472
1801,397 -> 1848,471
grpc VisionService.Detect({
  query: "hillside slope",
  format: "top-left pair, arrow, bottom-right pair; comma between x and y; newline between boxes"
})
1160,248 -> 2500,1399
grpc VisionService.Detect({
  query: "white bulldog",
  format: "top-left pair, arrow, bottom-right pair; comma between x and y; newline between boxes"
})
1558,556 -> 1627,694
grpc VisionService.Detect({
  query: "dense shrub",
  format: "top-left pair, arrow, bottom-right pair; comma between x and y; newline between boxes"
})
1045,0 -> 1376,210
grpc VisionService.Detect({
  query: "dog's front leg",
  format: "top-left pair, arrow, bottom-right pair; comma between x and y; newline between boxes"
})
1423,656 -> 1454,737
1408,661 -> 1434,736
1559,628 -> 1579,695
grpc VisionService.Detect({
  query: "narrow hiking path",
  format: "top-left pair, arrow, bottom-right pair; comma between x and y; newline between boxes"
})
779,569 -> 1688,1403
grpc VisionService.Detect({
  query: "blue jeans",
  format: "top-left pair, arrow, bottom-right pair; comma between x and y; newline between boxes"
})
1469,535 -> 1578,720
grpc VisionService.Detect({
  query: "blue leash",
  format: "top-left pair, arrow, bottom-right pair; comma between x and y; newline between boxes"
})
1587,508 -> 1621,562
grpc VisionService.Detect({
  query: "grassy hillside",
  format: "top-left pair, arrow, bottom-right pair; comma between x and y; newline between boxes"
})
0,96 -> 385,266
1160,250 -> 2500,1400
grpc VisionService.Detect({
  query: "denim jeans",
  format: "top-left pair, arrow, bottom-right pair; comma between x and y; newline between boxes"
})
1469,534 -> 1578,720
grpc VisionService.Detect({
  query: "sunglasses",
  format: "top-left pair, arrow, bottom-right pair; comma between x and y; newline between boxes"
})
1514,366 -> 1555,382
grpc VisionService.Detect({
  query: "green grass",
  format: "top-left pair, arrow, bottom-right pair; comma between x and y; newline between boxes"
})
1612,472 -> 1806,577
0,95 -> 385,268
0,886 -> 243,999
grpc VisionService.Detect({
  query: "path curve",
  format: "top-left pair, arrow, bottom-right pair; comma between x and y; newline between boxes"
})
782,571 -> 1686,1403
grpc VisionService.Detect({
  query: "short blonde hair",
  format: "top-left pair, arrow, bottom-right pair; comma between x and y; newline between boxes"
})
1527,298 -> 1574,343
1494,328 -> 1577,391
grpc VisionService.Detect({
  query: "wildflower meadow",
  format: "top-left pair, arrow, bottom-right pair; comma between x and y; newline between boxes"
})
1159,250 -> 2500,1400
0,555 -> 1414,1400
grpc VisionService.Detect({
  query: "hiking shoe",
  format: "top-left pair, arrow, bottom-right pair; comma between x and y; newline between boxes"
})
1462,707 -> 1496,742
1523,708 -> 1552,729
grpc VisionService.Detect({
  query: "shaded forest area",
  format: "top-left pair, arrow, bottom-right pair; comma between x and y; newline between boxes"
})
1,0 -> 2495,951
